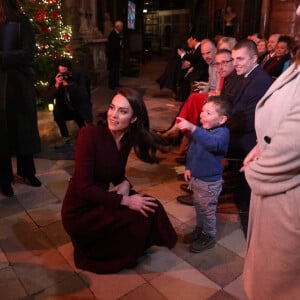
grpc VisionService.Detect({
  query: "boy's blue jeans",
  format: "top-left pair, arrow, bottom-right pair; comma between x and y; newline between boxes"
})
190,177 -> 222,237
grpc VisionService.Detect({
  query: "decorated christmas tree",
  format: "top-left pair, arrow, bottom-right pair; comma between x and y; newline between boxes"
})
21,0 -> 73,105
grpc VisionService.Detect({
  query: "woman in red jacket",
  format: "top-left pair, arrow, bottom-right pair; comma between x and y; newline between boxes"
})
61,88 -> 177,274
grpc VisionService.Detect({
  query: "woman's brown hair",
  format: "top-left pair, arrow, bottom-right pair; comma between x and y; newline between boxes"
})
99,87 -> 162,163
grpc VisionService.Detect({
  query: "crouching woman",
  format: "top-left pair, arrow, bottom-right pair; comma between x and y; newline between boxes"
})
61,87 -> 177,274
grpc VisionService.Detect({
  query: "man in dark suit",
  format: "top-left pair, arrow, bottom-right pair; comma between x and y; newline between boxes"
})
260,34 -> 280,67
106,21 -> 123,90
229,39 -> 273,157
229,39 -> 273,236
177,33 -> 209,101
157,33 -> 208,100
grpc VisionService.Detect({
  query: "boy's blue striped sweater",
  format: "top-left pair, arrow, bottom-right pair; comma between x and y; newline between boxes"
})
186,125 -> 230,182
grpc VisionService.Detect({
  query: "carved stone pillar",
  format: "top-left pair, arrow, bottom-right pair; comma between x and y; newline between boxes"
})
260,0 -> 271,37
64,0 -> 108,85
64,0 -> 81,37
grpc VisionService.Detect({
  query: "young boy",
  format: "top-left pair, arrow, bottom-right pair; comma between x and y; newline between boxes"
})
176,96 -> 231,252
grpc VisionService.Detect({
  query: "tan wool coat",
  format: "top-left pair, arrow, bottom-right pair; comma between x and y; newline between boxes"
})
243,63 -> 300,300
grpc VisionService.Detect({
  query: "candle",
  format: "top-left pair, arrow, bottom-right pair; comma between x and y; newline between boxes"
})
48,103 -> 54,112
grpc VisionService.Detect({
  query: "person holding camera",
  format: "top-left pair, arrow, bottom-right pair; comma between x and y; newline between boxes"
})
47,58 -> 93,148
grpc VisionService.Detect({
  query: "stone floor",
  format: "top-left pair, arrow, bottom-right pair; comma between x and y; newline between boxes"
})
0,55 -> 248,300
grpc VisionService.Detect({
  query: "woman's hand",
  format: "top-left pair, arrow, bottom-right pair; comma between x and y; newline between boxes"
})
176,117 -> 196,133
121,194 -> 158,217
240,144 -> 260,172
109,180 -> 130,196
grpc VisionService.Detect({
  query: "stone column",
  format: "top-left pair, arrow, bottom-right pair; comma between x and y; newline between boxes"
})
63,0 -> 108,85
260,0 -> 271,37
64,0 -> 80,37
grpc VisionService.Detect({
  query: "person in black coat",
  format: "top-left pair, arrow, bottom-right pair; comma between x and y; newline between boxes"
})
230,40 -> 273,157
229,40 -> 273,236
47,58 -> 93,148
178,34 -> 209,101
106,21 -> 123,90
157,33 -> 209,100
0,0 -> 41,197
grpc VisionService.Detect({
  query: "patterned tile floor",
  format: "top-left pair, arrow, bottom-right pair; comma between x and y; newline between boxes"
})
0,55 -> 248,299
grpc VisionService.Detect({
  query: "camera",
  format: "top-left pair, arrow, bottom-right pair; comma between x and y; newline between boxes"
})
58,71 -> 72,82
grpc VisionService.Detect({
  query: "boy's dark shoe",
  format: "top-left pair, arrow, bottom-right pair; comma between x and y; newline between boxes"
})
180,183 -> 193,194
177,194 -> 194,206
190,232 -> 215,253
183,227 -> 202,244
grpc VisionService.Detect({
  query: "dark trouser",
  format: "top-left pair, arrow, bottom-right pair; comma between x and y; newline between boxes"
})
53,107 -> 85,137
0,155 -> 36,184
108,60 -> 121,89
178,77 -> 191,102
157,52 -> 181,92
227,141 -> 253,238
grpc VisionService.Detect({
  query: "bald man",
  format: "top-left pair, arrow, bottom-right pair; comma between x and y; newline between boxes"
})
260,34 -> 280,67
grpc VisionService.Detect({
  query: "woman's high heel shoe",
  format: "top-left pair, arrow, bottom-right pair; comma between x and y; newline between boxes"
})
155,131 -> 181,146
23,175 -> 42,187
1,183 -> 14,197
